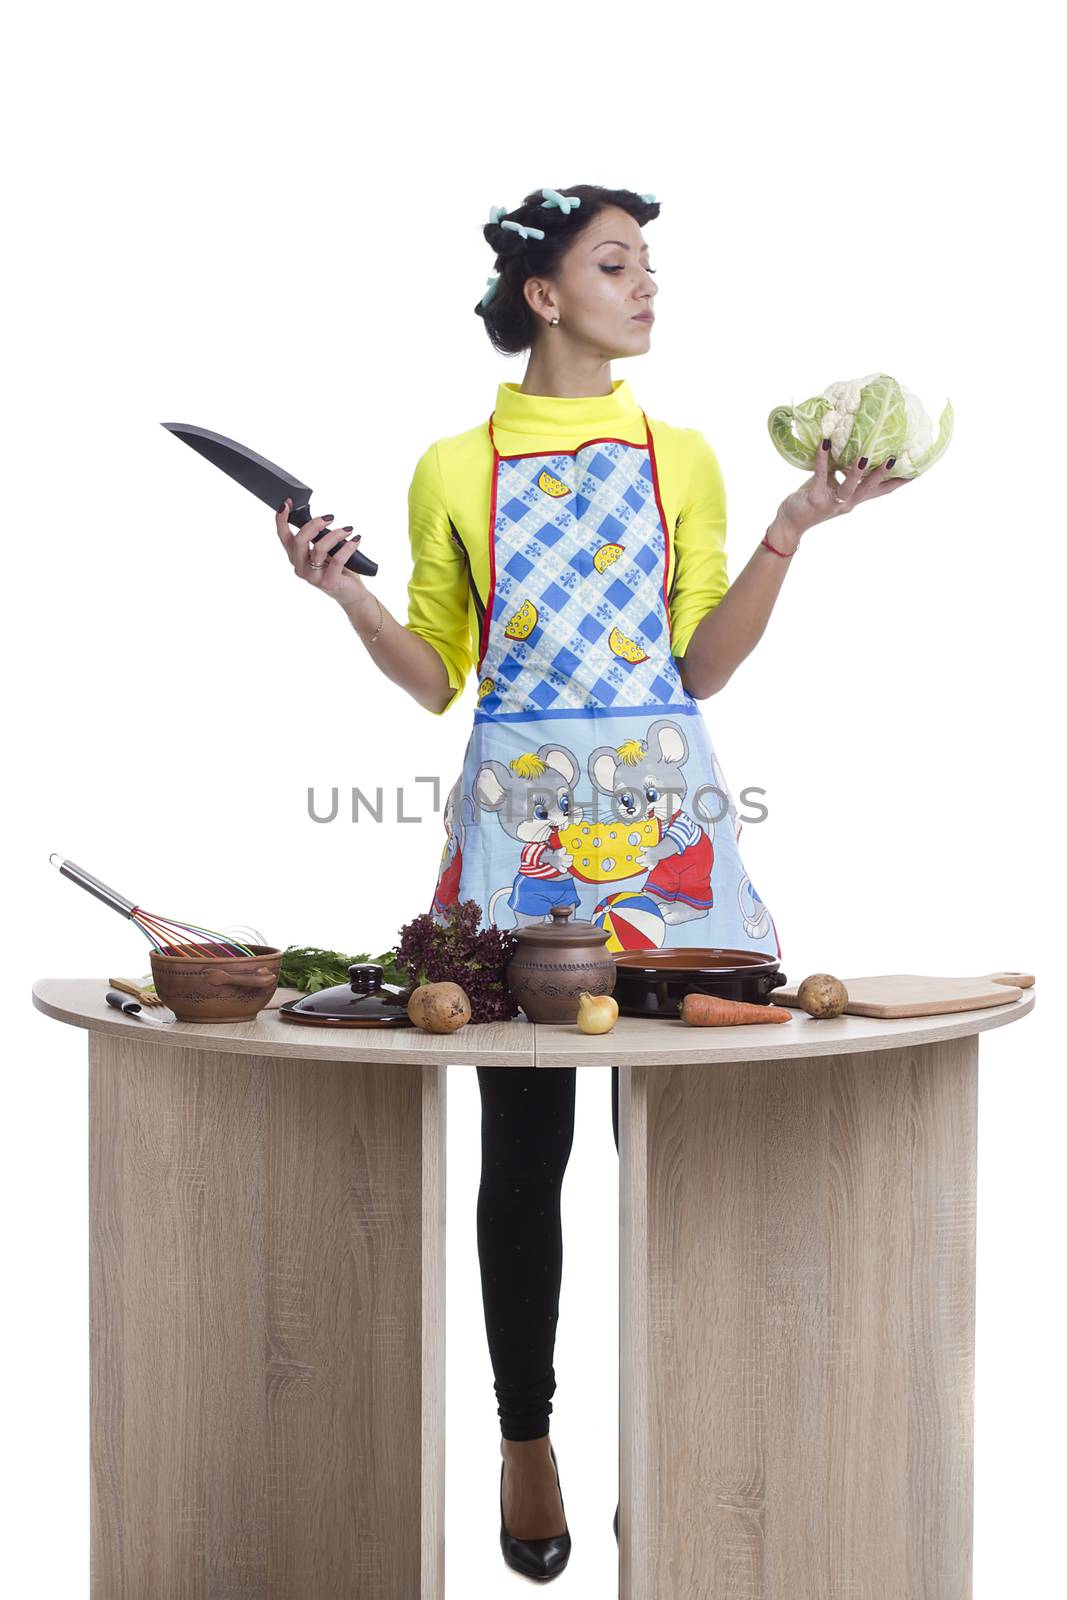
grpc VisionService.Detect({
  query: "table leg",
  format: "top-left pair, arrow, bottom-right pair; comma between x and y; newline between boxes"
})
619,1037 -> 978,1599
88,1032 -> 446,1599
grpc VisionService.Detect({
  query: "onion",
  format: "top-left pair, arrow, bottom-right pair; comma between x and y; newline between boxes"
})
576,991 -> 619,1034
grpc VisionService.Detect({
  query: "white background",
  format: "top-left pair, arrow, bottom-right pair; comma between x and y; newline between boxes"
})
3,1 -> 1062,1593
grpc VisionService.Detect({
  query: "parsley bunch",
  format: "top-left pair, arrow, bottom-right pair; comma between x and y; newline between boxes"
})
279,945 -> 405,994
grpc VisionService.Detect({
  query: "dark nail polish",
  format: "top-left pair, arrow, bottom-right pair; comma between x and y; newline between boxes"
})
885,456 -> 896,469
857,456 -> 868,470
821,438 -> 831,451
341,525 -> 354,532
277,500 -> 286,511
321,513 -> 334,522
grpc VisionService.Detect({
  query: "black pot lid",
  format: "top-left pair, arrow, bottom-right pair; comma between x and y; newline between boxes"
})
277,963 -> 414,1027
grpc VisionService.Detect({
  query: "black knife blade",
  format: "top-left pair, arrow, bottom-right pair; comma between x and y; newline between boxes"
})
161,421 -> 378,575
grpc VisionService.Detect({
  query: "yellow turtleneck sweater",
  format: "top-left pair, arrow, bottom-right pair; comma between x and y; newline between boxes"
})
405,378 -> 729,713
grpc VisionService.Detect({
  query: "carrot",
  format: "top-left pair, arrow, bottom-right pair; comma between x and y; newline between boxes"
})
679,992 -> 792,1026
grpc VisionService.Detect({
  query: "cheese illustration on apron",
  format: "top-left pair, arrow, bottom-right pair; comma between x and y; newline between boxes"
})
428,410 -> 782,957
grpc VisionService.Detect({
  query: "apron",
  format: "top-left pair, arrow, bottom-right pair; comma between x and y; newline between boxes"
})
428,410 -> 782,958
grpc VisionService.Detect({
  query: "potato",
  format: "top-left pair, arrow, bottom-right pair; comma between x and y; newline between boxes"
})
406,981 -> 471,1033
796,973 -> 848,1019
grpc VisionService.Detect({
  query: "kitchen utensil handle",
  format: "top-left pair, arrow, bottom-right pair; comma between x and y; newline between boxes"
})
50,855 -> 136,917
105,990 -> 140,1014
288,504 -> 379,577
986,970 -> 1035,988
108,976 -> 157,1004
105,989 -> 170,1026
108,976 -> 145,1001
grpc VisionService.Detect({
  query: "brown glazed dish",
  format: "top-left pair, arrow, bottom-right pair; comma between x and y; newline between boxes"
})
149,943 -> 283,1022
506,903 -> 617,1023
612,947 -> 787,1018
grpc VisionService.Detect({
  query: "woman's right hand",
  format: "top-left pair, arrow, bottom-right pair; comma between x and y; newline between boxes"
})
274,496 -> 368,609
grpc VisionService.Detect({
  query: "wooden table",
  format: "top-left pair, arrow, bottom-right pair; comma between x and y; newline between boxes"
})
32,977 -> 1035,1599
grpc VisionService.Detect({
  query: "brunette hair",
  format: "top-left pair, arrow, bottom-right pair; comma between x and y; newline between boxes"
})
474,184 -> 660,357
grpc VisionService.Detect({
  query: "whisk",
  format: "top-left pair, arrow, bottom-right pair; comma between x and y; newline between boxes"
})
50,854 -> 261,958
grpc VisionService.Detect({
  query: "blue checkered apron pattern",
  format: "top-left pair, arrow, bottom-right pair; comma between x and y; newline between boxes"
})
427,412 -> 782,957
475,425 -> 689,718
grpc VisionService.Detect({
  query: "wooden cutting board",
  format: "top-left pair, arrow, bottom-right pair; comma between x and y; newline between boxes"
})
772,971 -> 1035,1018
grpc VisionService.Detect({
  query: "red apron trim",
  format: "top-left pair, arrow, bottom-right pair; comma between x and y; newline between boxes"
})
480,412 -> 501,672
641,410 -> 674,651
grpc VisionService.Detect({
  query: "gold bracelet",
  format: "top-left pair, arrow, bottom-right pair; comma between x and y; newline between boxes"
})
365,594 -> 385,645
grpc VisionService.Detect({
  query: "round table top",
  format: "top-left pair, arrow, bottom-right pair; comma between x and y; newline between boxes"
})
32,977 -> 1036,1068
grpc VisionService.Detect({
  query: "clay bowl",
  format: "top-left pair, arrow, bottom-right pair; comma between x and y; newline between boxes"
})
149,943 -> 282,1022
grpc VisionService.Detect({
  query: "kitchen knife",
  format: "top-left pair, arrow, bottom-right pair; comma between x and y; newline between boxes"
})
105,989 -> 174,1026
161,421 -> 378,576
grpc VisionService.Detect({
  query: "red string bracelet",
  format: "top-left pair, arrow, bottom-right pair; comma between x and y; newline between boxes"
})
761,531 -> 796,558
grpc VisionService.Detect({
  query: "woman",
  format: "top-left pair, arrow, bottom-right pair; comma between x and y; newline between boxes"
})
275,183 -> 912,1580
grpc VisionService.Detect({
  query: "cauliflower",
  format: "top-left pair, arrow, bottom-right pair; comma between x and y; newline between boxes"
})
768,373 -> 952,479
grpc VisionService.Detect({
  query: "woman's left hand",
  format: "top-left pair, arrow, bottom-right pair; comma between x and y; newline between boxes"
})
776,441 -> 915,540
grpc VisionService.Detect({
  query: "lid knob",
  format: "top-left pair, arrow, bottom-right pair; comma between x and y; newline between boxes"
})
348,963 -> 383,992
548,904 -> 574,923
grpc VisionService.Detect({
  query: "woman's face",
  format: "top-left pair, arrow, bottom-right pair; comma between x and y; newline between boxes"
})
524,204 -> 658,357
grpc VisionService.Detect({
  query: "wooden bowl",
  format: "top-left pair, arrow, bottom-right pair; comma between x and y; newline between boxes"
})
149,943 -> 282,1022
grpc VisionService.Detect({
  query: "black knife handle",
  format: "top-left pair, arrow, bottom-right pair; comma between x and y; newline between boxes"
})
289,503 -> 379,577
105,990 -> 139,1015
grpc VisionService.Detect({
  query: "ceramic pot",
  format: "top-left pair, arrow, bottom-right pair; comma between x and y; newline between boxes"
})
506,904 -> 616,1023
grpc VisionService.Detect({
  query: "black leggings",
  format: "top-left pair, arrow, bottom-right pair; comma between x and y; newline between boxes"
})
475,1064 -> 619,1440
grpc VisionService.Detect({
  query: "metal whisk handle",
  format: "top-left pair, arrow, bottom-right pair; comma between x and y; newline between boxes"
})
49,854 -> 137,918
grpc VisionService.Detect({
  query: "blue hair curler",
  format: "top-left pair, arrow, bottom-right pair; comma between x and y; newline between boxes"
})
500,219 -> 545,242
540,187 -> 581,215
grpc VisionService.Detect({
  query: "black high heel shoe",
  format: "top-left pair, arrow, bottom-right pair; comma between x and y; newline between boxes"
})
499,1440 -> 572,1581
